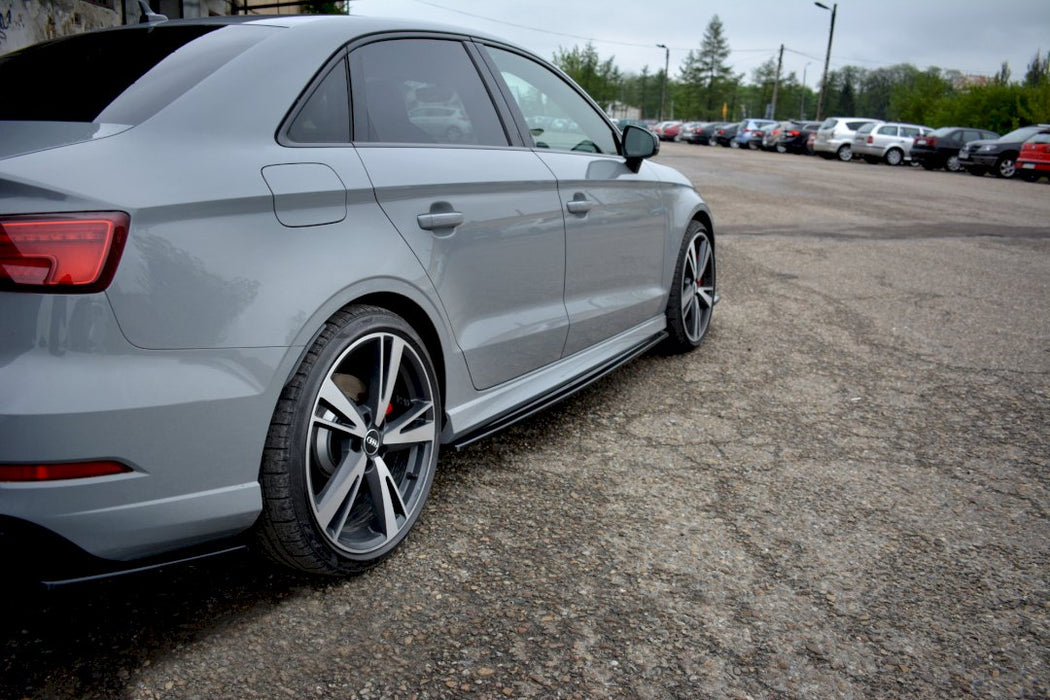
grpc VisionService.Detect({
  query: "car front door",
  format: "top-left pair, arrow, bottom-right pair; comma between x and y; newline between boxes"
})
349,37 -> 568,391
482,46 -> 668,357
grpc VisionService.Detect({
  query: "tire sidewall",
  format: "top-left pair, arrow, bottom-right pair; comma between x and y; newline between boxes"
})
271,307 -> 440,572
665,221 -> 715,352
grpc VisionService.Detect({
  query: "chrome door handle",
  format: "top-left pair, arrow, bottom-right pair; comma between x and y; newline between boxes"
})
566,197 -> 592,215
417,211 -> 464,230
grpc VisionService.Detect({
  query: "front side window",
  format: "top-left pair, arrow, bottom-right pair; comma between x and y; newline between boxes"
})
486,46 -> 618,155
350,38 -> 507,147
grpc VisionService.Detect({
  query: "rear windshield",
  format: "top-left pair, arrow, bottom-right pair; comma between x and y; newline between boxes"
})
0,24 -> 274,125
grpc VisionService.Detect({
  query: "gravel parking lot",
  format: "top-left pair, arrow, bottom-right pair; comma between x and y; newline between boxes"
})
2,143 -> 1048,699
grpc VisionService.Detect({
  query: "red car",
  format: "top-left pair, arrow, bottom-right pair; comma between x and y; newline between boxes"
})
1017,129 -> 1050,182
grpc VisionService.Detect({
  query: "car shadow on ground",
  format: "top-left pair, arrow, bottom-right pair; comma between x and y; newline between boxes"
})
0,347 -> 678,698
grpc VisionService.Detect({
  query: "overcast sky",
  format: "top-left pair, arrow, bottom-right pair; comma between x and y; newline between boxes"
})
347,0 -> 1049,86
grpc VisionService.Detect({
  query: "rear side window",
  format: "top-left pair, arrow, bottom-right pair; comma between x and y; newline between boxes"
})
350,38 -> 508,147
287,59 -> 350,144
0,25 -> 274,124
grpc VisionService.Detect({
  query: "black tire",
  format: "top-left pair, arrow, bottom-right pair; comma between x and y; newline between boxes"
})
837,144 -> 853,162
663,221 -> 715,352
945,155 -> 962,172
994,155 -> 1017,179
256,305 -> 440,575
885,148 -> 904,166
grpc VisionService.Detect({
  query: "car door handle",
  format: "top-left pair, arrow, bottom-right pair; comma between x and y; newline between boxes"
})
417,211 -> 464,231
566,196 -> 592,215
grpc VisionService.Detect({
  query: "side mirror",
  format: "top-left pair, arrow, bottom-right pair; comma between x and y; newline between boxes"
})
623,124 -> 658,171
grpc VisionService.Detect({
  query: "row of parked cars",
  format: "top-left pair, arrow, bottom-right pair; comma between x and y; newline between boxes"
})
644,117 -> 1050,181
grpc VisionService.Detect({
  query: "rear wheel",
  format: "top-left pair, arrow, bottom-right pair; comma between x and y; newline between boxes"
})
945,154 -> 962,172
837,144 -> 853,162
664,221 -> 716,352
256,306 -> 440,575
885,148 -> 904,166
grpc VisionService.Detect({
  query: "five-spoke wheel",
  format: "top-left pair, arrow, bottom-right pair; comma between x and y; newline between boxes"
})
257,306 -> 439,575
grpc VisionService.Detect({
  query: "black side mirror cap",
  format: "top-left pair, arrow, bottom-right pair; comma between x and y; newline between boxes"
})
623,124 -> 658,171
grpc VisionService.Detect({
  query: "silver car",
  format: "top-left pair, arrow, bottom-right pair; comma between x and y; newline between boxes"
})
852,122 -> 932,165
0,15 -> 716,581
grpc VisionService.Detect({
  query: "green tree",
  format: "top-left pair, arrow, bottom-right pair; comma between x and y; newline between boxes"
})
302,0 -> 344,13
552,43 -> 622,107
678,15 -> 736,119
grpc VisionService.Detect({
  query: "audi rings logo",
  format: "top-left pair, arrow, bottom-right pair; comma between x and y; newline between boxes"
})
364,430 -> 381,455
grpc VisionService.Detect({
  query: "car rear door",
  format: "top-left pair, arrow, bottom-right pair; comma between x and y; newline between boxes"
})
481,45 -> 668,357
348,37 -> 568,391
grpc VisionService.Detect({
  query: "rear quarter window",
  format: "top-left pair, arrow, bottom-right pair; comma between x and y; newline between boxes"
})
0,24 -> 275,124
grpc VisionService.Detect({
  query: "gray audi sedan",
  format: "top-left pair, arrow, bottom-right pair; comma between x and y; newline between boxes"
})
0,15 -> 716,581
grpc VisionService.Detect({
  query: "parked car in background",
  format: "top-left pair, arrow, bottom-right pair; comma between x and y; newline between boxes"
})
714,122 -> 740,147
776,120 -> 822,154
615,118 -> 649,132
959,124 -> 1050,178
813,116 -> 882,161
688,122 -> 725,145
910,126 -> 1000,172
0,15 -> 716,583
760,121 -> 798,151
732,118 -> 777,149
1017,129 -> 1050,181
677,121 -> 704,142
655,120 -> 684,141
853,121 -> 932,165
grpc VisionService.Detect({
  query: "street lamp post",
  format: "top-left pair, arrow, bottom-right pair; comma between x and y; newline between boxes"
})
814,2 -> 836,122
800,61 -> 811,120
657,43 -> 669,122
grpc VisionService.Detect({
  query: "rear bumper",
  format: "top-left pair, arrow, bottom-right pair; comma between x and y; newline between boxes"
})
0,293 -> 292,563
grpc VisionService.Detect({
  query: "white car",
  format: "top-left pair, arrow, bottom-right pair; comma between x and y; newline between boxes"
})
813,117 -> 882,161
853,122 -> 933,165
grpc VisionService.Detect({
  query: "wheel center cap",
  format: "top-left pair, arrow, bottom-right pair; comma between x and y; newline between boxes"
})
363,429 -> 382,456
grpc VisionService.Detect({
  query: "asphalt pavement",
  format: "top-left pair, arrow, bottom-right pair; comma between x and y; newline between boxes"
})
2,142 -> 1048,699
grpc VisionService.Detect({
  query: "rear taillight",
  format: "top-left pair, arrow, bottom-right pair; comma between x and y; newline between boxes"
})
866,136 -> 874,144
0,460 -> 132,482
0,212 -> 128,293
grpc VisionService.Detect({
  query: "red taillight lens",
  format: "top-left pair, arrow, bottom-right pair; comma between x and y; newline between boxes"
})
866,136 -> 874,143
0,212 -> 129,293
0,461 -> 132,482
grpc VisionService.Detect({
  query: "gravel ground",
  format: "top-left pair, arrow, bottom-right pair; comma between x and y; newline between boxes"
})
2,144 -> 1048,699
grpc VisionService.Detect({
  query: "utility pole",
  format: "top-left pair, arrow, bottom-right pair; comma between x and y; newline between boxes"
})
770,44 -> 784,119
814,2 -> 837,121
657,43 -> 669,122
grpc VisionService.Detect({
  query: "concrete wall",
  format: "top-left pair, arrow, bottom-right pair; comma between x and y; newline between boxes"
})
0,0 -> 231,55
0,0 -> 118,54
